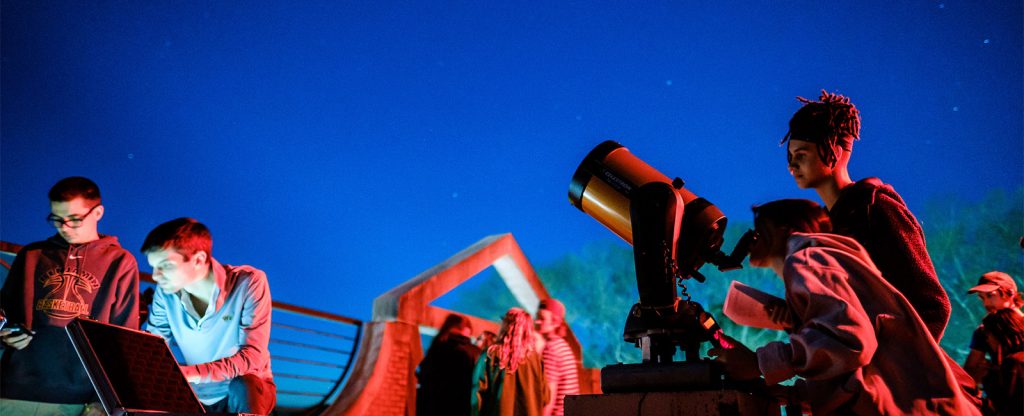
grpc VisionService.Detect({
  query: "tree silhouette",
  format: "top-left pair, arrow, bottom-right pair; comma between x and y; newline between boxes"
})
923,187 -> 1024,362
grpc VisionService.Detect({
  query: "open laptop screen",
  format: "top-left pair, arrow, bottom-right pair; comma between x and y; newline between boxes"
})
66,317 -> 206,416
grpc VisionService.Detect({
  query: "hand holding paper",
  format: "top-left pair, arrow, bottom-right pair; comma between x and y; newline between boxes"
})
723,280 -> 789,331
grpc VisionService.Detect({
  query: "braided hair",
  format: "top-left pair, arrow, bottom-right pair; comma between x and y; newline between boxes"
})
488,308 -> 536,373
781,90 -> 861,168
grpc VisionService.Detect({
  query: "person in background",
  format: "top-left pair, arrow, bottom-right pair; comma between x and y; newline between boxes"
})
142,218 -> 275,414
710,199 -> 978,415
963,271 -> 1024,415
534,299 -> 579,416
417,313 -> 482,416
0,176 -> 139,416
476,330 -> 498,351
471,307 -> 549,416
779,90 -> 951,341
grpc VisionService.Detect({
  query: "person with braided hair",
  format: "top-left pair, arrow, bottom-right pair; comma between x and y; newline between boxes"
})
471,307 -> 549,416
780,90 -> 952,342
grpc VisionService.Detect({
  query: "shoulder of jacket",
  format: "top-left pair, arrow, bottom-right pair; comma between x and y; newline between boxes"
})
225,264 -> 267,280
104,245 -> 138,261
785,247 -> 848,277
20,239 -> 58,252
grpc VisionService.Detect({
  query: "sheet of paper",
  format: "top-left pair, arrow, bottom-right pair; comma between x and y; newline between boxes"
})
722,280 -> 786,331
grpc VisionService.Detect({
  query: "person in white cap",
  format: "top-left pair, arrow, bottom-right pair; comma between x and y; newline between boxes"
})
963,271 -> 1024,416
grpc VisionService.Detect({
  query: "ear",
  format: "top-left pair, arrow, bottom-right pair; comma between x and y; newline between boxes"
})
93,205 -> 105,222
834,145 -> 852,167
190,250 -> 209,268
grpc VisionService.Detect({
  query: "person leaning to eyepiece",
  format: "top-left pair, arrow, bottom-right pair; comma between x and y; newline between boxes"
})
0,176 -> 139,416
141,218 -> 275,415
709,199 -> 978,415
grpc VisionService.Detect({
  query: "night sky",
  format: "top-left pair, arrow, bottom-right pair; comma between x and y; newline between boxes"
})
2,1 -> 1021,320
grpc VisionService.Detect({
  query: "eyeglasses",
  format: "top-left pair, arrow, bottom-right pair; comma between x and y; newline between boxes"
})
46,204 -> 101,229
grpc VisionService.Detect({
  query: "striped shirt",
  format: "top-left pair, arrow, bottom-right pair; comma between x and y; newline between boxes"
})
542,337 -> 579,416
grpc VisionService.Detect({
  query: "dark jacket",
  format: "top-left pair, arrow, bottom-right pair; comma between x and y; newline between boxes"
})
1,234 -> 139,403
970,312 -> 1024,416
471,349 -> 548,416
417,334 -> 482,416
828,177 -> 951,341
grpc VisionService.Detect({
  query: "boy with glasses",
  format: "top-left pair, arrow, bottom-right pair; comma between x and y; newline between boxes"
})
0,176 -> 140,415
141,218 -> 275,414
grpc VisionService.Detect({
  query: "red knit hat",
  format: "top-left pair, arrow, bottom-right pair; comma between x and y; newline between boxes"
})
539,298 -> 566,320
538,298 -> 568,337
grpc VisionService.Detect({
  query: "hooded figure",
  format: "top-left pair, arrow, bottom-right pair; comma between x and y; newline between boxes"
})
2,234 -> 140,404
759,232 -> 978,414
711,199 -> 978,415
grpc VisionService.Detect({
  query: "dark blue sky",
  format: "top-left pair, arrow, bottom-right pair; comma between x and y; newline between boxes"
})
3,1 -> 1021,319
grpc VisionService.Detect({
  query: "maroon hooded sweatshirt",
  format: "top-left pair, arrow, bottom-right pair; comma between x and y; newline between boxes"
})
1,234 -> 139,404
827,177 -> 951,341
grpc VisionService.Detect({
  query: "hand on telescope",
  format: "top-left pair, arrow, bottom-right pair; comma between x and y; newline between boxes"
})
708,334 -> 762,381
764,299 -> 795,330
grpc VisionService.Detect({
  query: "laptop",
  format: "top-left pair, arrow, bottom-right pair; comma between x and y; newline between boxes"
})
66,317 -> 207,416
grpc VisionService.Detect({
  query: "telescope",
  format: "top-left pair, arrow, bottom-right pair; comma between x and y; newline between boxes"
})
569,140 -> 754,391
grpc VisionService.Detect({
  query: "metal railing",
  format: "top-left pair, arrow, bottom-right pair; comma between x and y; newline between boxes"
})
0,241 -> 362,415
259,298 -> 362,413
